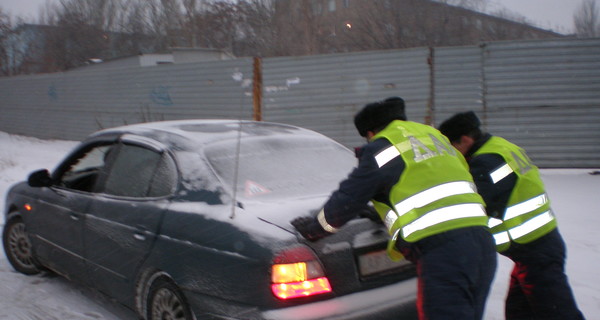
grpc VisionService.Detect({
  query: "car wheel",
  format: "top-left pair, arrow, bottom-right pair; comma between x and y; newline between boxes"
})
2,216 -> 42,275
147,277 -> 194,320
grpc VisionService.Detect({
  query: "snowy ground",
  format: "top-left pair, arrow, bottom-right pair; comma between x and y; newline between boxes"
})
0,131 -> 598,319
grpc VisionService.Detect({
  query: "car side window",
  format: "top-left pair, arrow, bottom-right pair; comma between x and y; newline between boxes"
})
148,152 -> 178,197
58,144 -> 114,192
102,144 -> 177,198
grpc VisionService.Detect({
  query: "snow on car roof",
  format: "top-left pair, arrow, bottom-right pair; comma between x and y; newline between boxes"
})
90,119 -> 322,149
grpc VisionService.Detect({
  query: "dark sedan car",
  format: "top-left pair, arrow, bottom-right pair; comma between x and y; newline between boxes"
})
3,120 -> 417,320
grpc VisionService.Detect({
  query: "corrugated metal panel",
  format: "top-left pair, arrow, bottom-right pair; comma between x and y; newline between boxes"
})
0,38 -> 598,167
262,48 -> 431,148
482,38 -> 600,168
0,58 -> 254,140
482,107 -> 600,168
433,45 -> 484,126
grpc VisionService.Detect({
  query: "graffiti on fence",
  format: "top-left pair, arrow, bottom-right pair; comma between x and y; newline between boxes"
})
150,86 -> 173,106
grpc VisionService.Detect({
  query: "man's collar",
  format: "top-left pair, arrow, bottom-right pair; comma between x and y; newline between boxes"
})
466,133 -> 492,158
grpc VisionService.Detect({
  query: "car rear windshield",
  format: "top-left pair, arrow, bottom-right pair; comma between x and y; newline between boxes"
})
205,135 -> 356,200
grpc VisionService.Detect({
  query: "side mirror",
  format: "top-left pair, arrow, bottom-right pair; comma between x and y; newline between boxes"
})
28,169 -> 53,188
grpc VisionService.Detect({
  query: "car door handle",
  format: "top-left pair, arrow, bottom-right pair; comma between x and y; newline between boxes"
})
70,213 -> 80,221
133,232 -> 146,241
134,225 -> 150,241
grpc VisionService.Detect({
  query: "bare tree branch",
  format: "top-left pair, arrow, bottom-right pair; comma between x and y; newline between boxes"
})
574,0 -> 600,37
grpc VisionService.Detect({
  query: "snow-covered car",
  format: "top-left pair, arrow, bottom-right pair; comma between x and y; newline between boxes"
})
2,120 -> 417,320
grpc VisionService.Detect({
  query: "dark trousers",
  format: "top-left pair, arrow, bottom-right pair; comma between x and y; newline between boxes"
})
399,227 -> 497,320
503,228 -> 585,320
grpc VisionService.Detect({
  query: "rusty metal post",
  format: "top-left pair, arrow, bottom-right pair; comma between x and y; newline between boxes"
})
426,47 -> 435,126
479,42 -> 488,129
253,57 -> 263,121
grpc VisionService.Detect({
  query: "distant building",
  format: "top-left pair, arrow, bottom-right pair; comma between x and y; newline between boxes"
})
272,0 -> 564,54
1,23 -> 235,75
171,47 -> 236,64
71,47 -> 235,72
2,2 -> 566,76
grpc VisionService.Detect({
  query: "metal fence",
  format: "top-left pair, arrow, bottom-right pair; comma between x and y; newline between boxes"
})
1,37 -> 599,168
0,58 -> 255,140
261,47 -> 432,148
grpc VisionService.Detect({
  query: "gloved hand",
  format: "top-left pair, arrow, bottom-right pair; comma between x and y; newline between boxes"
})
358,206 -> 381,223
291,216 -> 329,241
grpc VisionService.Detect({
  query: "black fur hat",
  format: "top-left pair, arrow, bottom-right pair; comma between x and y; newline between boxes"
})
438,111 -> 481,142
354,97 -> 407,137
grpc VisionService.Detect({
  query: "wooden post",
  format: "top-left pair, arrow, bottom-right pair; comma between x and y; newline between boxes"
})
253,57 -> 263,121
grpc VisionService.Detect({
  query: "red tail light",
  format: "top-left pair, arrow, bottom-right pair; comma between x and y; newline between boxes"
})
271,246 -> 332,300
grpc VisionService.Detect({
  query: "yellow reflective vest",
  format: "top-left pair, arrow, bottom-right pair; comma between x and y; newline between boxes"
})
371,120 -> 488,260
473,136 -> 557,252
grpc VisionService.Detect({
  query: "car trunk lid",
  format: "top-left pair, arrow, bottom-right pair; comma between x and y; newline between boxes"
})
303,219 -> 416,295
248,199 -> 416,297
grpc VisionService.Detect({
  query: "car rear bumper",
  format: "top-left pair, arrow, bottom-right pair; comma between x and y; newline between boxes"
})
184,277 -> 417,320
261,277 -> 418,320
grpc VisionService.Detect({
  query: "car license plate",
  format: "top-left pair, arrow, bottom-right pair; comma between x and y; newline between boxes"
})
358,250 -> 410,276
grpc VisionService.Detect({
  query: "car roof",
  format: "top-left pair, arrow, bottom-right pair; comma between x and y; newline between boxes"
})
90,119 -> 323,150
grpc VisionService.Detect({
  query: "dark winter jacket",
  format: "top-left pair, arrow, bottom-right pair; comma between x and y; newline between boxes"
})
322,138 -> 404,227
466,133 -> 517,219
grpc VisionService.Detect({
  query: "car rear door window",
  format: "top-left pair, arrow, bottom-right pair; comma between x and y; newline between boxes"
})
148,152 -> 178,197
102,144 -> 176,198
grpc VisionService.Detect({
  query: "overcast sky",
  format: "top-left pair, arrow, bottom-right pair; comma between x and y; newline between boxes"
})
0,0 -> 592,34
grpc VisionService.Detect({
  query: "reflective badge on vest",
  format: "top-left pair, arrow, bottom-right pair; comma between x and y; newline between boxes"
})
409,134 -> 456,163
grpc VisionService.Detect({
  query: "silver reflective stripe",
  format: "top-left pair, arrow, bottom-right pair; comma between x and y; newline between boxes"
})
493,231 -> 510,245
490,163 -> 513,184
488,218 -> 510,246
375,145 -> 401,168
317,209 -> 339,233
504,193 -> 548,221
395,181 -> 478,217
384,210 -> 398,231
391,229 -> 401,241
401,203 -> 486,238
488,217 -> 503,228
508,211 -> 554,239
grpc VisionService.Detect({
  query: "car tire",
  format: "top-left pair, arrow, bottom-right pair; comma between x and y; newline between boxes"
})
147,277 -> 194,320
2,216 -> 42,275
